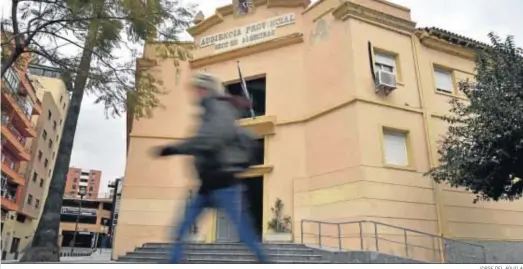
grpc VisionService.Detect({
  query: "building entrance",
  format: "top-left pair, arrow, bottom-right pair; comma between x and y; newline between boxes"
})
215,177 -> 264,242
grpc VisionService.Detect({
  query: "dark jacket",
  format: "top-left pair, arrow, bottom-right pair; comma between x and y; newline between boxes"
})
160,92 -> 242,191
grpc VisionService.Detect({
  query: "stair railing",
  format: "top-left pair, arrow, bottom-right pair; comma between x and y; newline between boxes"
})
300,219 -> 486,264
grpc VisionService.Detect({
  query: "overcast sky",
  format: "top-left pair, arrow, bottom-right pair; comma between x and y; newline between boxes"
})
2,0 -> 522,194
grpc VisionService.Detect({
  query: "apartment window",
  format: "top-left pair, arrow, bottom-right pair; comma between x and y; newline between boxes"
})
62,103 -> 66,110
53,120 -> 57,130
434,68 -> 453,93
44,158 -> 49,168
74,177 -> 78,182
89,186 -> 93,191
374,51 -> 396,74
39,178 -> 44,187
32,172 -> 37,182
38,151 -> 43,161
52,151 -> 55,159
35,199 -> 40,209
48,169 -> 52,177
48,139 -> 53,149
47,110 -> 52,120
42,130 -> 47,140
72,184 -> 76,190
383,129 -> 409,166
60,95 -> 63,103
27,194 -> 33,205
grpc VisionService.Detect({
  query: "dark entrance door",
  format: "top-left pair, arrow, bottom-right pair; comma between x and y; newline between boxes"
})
215,177 -> 264,242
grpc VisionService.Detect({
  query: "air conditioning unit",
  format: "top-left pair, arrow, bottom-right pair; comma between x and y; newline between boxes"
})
374,70 -> 397,96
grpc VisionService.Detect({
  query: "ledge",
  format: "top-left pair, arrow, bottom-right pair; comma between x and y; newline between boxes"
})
332,1 -> 416,33
237,115 -> 276,137
237,164 -> 274,178
190,33 -> 304,68
417,31 -> 475,60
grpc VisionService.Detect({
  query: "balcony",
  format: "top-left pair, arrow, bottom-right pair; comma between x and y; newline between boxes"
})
1,88 -> 37,137
1,176 -> 19,211
1,121 -> 31,161
1,155 -> 25,186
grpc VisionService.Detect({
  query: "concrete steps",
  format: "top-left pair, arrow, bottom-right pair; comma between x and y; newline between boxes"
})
118,243 -> 327,263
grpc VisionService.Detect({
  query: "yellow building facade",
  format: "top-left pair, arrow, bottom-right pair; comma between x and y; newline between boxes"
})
115,0 -> 523,262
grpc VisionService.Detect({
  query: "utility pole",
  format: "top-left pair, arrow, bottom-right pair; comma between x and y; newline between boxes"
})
70,190 -> 85,255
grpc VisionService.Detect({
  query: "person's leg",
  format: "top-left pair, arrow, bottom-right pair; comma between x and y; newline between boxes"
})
211,185 -> 268,263
169,194 -> 207,263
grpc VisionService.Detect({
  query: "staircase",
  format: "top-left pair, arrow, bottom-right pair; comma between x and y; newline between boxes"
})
118,243 -> 326,263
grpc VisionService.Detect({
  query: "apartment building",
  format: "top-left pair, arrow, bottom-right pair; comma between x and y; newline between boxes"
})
114,0 -> 522,263
1,48 -> 43,259
65,168 -> 102,199
1,63 -> 70,260
25,64 -> 71,212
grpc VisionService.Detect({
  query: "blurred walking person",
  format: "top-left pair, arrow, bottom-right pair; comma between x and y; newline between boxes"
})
152,72 -> 268,263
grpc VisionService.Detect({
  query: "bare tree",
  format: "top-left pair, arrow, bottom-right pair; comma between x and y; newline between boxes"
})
1,0 -> 196,261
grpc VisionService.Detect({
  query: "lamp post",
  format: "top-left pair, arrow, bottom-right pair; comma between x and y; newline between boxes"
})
70,187 -> 86,254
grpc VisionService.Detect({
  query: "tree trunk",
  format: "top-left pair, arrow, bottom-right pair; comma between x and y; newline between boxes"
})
19,16 -> 101,263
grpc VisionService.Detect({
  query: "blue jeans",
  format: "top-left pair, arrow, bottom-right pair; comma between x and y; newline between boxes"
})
169,185 -> 268,263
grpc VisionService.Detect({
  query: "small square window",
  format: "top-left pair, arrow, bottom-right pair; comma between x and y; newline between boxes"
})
47,110 -> 52,120
42,130 -> 47,140
375,51 -> 397,75
35,199 -> 40,209
48,139 -> 53,149
48,169 -> 52,177
44,158 -> 49,168
38,151 -> 42,161
53,120 -> 57,130
27,194 -> 33,205
60,95 -> 63,103
32,172 -> 37,182
434,68 -> 453,93
40,178 -> 44,187
383,129 -> 409,166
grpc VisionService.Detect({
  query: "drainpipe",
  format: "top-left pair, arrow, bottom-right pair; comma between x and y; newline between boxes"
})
411,34 -> 447,263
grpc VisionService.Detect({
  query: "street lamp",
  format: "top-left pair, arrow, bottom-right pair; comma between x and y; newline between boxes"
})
70,186 -> 86,254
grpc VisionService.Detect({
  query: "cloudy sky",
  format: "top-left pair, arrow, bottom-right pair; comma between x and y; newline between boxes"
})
3,0 -> 522,194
